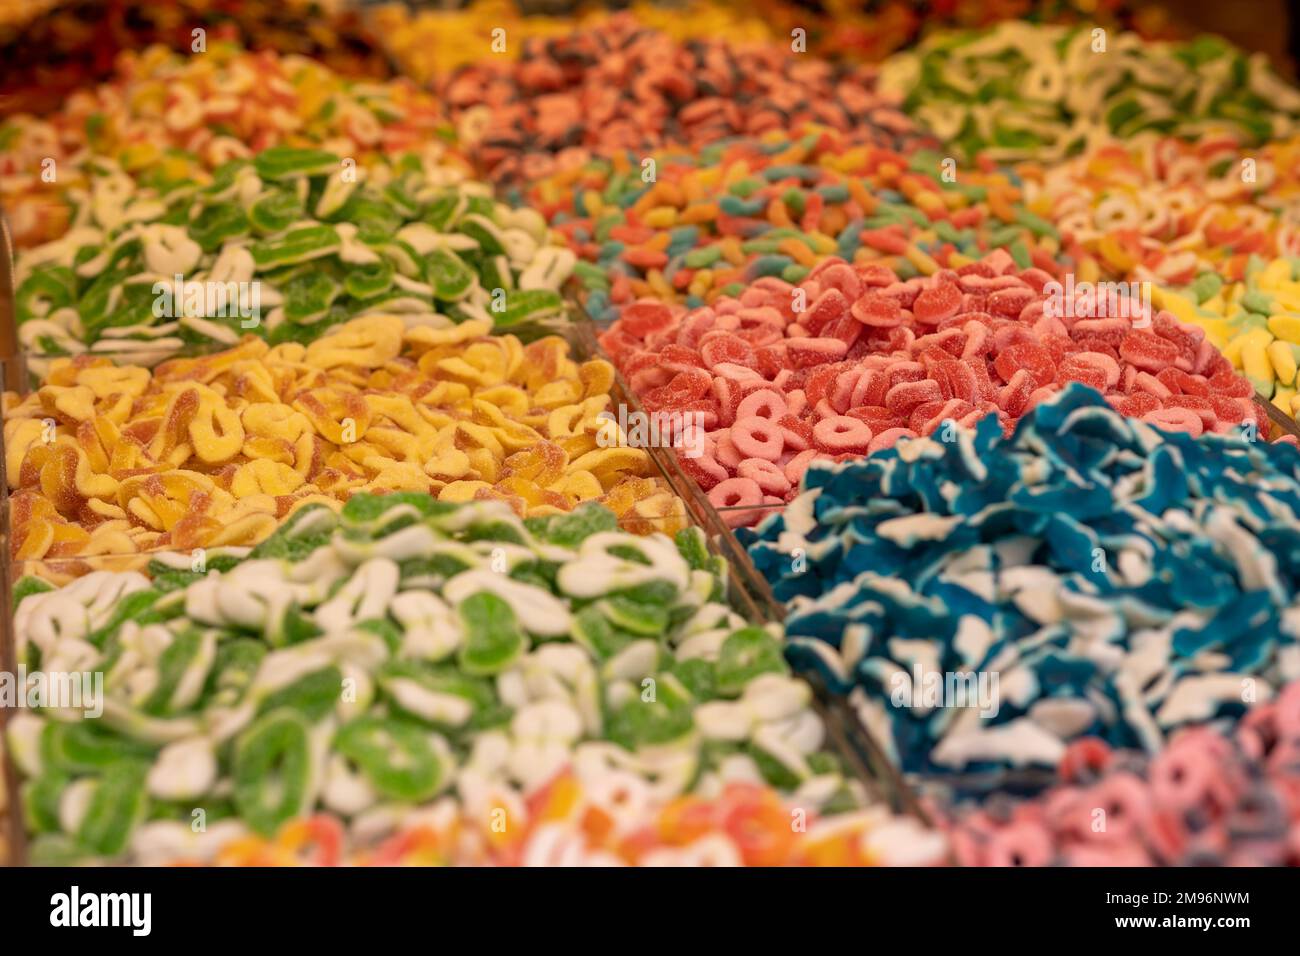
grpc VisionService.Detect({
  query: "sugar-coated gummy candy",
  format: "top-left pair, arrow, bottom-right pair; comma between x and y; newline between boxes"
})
741,385 -> 1300,777
7,495 -> 874,864
4,315 -> 685,562
14,148 -> 573,372
881,23 -> 1300,164
443,16 -> 929,186
532,128 -> 1067,324
934,681 -> 1300,866
602,253 -> 1275,526
0,42 -> 448,249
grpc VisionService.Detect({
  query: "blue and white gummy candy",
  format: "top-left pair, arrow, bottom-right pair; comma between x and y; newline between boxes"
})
740,384 -> 1300,779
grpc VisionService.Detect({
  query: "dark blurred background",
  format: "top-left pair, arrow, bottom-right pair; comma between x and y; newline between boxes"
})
1,0 -> 1297,120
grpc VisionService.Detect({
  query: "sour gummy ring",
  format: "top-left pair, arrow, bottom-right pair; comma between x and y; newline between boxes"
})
14,147 -> 574,375
7,494 -> 874,865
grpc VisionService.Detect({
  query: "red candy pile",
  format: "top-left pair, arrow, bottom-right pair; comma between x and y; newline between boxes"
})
600,251 -> 1270,525
934,682 -> 1300,867
440,15 -> 925,184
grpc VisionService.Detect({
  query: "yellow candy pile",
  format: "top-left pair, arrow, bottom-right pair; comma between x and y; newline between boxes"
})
368,0 -> 777,84
4,315 -> 686,563
1155,257 -> 1300,416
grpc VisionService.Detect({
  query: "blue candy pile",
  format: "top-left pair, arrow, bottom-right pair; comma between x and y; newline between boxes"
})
740,384 -> 1300,777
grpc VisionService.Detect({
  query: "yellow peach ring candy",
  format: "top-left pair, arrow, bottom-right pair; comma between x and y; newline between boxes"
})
5,418 -> 48,486
242,402 -> 313,444
578,360 -> 615,398
206,513 -> 283,548
361,458 -> 434,493
545,402 -> 591,440
124,471 -> 218,531
473,384 -> 529,417
453,421 -> 506,458
147,387 -> 202,464
438,480 -> 494,502
37,384 -> 97,423
78,415 -> 125,473
431,346 -> 507,386
304,315 -> 405,369
189,398 -> 246,465
231,459 -> 306,497
470,400 -> 542,451
74,364 -> 151,400
570,447 -> 651,488
403,318 -> 493,354
549,471 -> 604,501
15,517 -> 56,561
293,389 -> 373,445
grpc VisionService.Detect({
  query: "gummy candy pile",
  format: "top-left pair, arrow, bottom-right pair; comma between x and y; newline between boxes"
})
5,492 -> 936,865
1155,259 -> 1300,416
527,131 -> 1066,325
600,253 -> 1281,526
932,682 -> 1300,866
370,0 -> 783,85
200,776 -> 945,867
8,4 -> 1300,870
742,386 -> 1300,777
439,14 -> 931,186
0,2 -> 395,128
880,24 -> 1300,164
0,42 -> 449,249
1018,135 -> 1300,287
4,315 -> 687,565
13,147 -> 573,372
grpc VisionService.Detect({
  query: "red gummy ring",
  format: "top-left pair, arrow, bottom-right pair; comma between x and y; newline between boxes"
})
708,476 -> 764,526
867,426 -> 916,453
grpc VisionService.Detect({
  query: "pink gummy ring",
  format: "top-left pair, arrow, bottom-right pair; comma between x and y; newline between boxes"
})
731,416 -> 785,460
737,457 -> 792,495
813,415 -> 872,451
1143,407 -> 1204,437
708,476 -> 763,510
735,388 -> 788,422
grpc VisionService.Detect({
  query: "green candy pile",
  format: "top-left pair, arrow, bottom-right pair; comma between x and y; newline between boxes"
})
881,22 -> 1300,163
14,146 -> 574,366
8,494 -> 860,864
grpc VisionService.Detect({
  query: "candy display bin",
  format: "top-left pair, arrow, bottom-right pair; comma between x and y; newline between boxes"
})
1262,399 -> 1300,439
12,309 -> 594,397
550,313 -> 923,819
2,308 -> 696,568
0,527 -> 915,867
0,543 -> 11,870
0,205 -> 15,866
